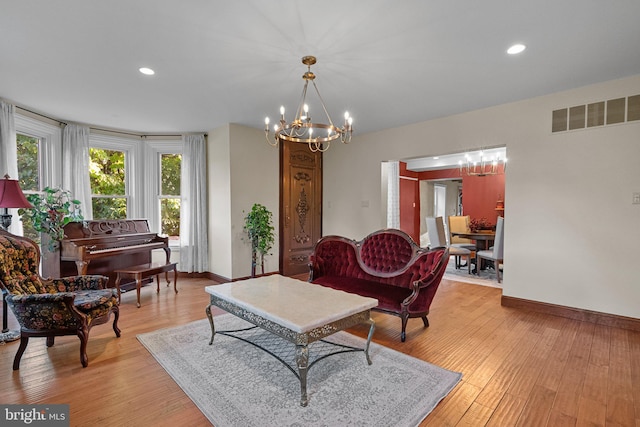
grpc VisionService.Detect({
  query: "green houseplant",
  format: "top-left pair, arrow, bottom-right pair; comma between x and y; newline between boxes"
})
243,203 -> 275,277
18,187 -> 84,252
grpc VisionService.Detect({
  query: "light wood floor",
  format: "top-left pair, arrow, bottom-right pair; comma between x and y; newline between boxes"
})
1,276 -> 639,427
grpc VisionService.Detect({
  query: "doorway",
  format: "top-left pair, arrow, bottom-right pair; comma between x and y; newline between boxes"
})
279,139 -> 323,277
434,184 -> 446,218
388,147 -> 507,245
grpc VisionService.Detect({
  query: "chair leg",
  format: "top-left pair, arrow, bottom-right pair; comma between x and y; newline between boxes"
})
46,336 -> 55,347
497,262 -> 502,283
77,325 -> 90,368
400,315 -> 408,342
112,307 -> 121,338
13,336 -> 29,370
421,316 -> 429,327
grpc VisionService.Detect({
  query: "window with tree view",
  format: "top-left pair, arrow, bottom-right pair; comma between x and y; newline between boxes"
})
160,153 -> 181,240
16,133 -> 41,241
90,148 -> 127,219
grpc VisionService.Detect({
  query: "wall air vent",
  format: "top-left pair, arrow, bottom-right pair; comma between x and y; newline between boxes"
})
552,94 -> 639,133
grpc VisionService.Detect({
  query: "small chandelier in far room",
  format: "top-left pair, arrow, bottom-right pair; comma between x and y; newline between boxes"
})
264,55 -> 353,152
458,151 -> 507,177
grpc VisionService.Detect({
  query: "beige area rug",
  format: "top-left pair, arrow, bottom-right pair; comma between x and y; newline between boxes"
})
443,256 -> 502,288
137,314 -> 462,427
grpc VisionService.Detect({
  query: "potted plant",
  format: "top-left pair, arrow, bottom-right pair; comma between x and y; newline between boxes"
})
18,186 -> 84,277
243,203 -> 275,277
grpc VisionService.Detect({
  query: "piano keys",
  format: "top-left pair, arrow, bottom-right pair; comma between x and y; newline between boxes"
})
60,219 -> 170,287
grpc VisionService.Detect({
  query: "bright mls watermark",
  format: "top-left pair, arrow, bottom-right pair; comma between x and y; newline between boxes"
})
1,405 -> 69,426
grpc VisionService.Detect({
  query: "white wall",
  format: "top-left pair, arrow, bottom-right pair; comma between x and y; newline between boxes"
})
207,123 -> 279,280
207,125 -> 233,279
323,74 -> 640,319
228,124 -> 279,279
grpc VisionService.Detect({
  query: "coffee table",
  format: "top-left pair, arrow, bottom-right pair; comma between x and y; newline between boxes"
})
205,274 -> 377,406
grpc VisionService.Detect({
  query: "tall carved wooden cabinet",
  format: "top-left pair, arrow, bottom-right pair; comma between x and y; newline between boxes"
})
279,139 -> 323,277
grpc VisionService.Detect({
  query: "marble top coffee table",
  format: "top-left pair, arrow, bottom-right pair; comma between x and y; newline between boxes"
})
205,274 -> 378,406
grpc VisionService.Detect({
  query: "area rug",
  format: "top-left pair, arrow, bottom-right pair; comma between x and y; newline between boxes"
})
443,256 -> 502,288
137,314 -> 461,427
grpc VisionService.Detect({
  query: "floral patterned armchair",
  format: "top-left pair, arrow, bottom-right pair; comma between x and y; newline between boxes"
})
0,229 -> 120,369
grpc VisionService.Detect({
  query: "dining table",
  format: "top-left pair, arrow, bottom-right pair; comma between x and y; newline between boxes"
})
451,230 -> 496,273
451,230 -> 496,251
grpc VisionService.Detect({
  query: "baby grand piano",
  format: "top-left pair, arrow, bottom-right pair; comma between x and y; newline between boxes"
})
60,219 -> 170,287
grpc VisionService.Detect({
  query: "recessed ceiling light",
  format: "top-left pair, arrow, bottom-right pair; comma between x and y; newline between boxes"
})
507,44 -> 526,55
139,67 -> 155,75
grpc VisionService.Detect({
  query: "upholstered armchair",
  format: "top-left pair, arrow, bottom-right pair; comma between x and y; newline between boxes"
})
0,229 -> 120,369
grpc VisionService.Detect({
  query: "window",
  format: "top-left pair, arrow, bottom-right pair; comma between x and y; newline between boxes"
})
16,133 -> 42,240
159,153 -> 181,241
89,148 -> 127,219
17,134 -> 41,192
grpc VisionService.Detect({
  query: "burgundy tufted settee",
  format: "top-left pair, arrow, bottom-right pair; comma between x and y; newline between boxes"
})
308,229 -> 449,342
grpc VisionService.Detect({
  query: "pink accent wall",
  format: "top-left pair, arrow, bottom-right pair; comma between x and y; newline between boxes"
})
417,166 -> 505,227
462,172 -> 505,227
399,162 -> 420,242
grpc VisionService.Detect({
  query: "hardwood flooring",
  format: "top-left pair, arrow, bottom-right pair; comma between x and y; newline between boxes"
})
1,276 -> 639,426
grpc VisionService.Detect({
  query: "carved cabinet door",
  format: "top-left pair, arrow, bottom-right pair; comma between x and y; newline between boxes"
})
279,139 -> 322,276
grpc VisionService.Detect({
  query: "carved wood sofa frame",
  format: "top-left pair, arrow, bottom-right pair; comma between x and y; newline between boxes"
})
308,229 -> 449,342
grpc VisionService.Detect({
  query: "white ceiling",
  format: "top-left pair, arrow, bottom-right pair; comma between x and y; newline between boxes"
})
1,1 -> 639,136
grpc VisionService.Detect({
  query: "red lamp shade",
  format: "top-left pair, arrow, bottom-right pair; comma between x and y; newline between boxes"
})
0,174 -> 33,209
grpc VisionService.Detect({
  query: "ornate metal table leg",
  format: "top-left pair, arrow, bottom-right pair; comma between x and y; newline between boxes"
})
296,344 -> 309,406
206,304 -> 216,345
364,317 -> 375,365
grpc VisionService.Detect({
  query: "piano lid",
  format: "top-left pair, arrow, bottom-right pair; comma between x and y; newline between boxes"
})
64,219 -> 152,238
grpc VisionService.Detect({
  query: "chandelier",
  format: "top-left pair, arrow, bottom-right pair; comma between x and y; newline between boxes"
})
458,151 -> 507,176
264,56 -> 353,152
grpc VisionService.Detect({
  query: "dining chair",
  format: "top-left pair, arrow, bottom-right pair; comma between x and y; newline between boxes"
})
447,215 -> 475,248
426,217 -> 474,274
447,215 -> 476,268
476,216 -> 504,283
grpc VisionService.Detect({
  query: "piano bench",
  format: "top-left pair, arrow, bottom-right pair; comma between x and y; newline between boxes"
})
114,262 -> 178,308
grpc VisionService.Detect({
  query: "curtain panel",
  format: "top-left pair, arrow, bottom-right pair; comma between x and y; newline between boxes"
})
0,101 -> 22,234
62,123 -> 93,219
386,160 -> 400,228
179,134 -> 209,273
0,101 -> 17,179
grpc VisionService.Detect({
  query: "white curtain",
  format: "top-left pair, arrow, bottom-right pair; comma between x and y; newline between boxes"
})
0,101 -> 17,179
0,100 -> 22,234
179,134 -> 208,273
386,161 -> 400,228
62,123 -> 93,219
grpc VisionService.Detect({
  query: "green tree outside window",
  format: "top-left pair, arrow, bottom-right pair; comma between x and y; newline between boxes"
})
16,134 -> 41,241
90,148 -> 127,219
160,153 -> 181,238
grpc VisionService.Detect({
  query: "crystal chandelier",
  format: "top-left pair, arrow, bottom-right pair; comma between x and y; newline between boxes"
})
458,151 -> 507,176
264,56 -> 353,152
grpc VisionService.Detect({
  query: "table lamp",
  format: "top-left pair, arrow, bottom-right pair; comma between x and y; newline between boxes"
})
0,174 -> 33,343
0,174 -> 33,230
